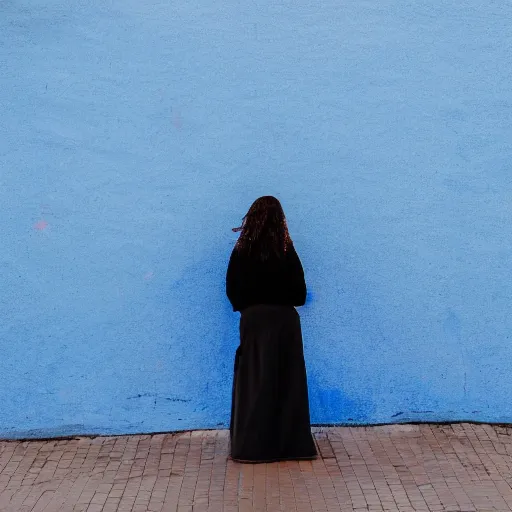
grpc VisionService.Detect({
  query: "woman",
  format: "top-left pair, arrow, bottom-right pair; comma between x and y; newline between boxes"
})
226,196 -> 317,463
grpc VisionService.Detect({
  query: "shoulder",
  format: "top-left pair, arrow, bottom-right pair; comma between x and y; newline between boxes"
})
228,245 -> 247,266
285,243 -> 304,269
286,243 -> 299,259
230,244 -> 243,258
228,246 -> 238,264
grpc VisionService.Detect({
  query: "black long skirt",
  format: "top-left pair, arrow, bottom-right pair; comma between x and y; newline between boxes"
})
229,304 -> 317,463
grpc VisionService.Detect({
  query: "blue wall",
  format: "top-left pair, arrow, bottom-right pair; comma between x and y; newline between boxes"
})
1,0 -> 512,439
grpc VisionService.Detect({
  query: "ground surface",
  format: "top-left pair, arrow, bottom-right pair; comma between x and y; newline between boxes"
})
2,424 -> 512,511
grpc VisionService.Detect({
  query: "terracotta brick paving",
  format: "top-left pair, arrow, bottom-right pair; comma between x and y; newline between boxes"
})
2,424 -> 512,511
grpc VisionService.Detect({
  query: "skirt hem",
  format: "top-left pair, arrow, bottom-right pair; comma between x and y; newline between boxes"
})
230,454 -> 318,464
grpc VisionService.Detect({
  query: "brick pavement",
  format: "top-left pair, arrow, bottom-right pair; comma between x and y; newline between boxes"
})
2,424 -> 512,511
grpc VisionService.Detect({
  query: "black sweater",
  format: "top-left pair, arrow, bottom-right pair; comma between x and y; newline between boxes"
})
226,244 -> 307,312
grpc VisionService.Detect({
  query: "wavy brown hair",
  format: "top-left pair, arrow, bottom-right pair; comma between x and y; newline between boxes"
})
232,196 -> 292,260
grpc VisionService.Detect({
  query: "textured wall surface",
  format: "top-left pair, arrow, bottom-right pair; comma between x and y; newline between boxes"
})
1,0 -> 512,439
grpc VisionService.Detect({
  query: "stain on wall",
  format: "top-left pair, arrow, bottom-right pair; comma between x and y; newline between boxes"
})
1,0 -> 512,438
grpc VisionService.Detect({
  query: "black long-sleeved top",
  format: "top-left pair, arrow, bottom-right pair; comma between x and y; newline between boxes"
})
226,244 -> 307,312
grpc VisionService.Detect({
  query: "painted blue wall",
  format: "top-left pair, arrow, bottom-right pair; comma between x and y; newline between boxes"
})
1,0 -> 512,438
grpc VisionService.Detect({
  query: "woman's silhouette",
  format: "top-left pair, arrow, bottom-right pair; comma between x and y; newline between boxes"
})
226,196 -> 317,463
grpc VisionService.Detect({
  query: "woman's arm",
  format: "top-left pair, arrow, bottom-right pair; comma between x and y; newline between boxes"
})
287,244 -> 307,306
226,249 -> 239,308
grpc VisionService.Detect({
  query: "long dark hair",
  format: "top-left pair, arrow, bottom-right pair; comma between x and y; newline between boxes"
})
232,196 -> 292,260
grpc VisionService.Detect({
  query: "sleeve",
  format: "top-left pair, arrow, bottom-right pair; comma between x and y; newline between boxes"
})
287,244 -> 307,306
226,248 -> 239,309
